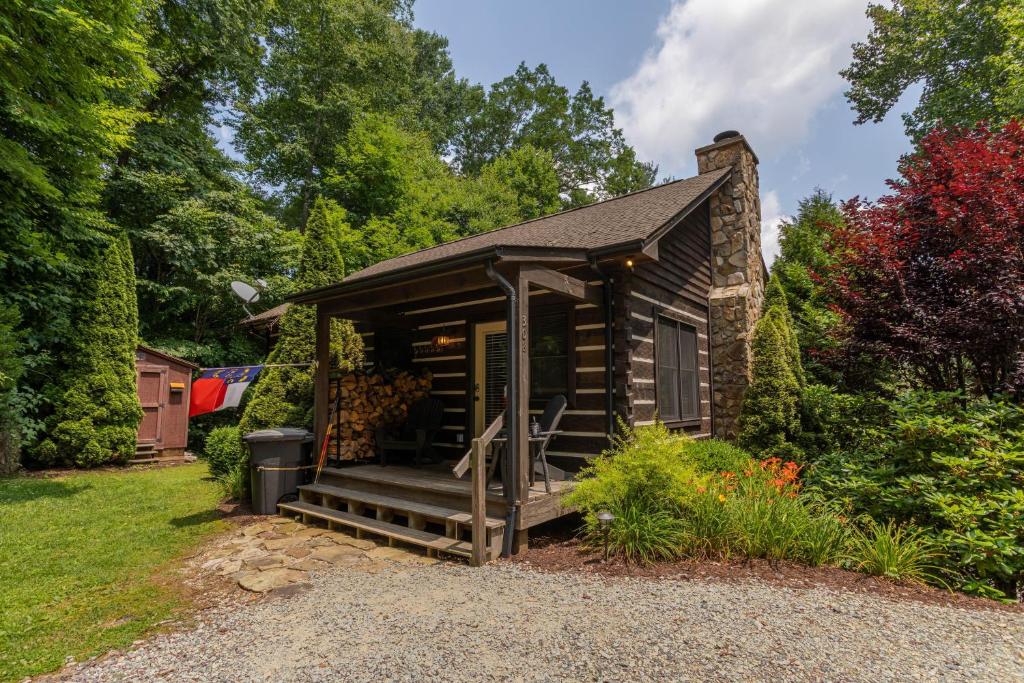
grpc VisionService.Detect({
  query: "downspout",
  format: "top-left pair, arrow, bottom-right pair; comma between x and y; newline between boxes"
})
588,256 -> 615,438
485,260 -> 519,557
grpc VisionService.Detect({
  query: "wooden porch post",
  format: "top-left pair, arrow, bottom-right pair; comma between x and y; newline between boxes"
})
314,305 -> 330,451
511,266 -> 531,508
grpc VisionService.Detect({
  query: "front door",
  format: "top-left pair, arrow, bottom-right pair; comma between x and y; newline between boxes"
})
136,366 -> 166,445
473,321 -> 507,436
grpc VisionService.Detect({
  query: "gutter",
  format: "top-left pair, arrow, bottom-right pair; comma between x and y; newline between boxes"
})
588,256 -> 616,438
484,260 -> 519,558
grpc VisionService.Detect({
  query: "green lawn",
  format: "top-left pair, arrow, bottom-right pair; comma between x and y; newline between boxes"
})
0,464 -> 227,682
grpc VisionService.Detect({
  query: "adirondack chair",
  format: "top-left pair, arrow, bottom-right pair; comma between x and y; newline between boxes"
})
531,394 -> 567,493
375,397 -> 446,466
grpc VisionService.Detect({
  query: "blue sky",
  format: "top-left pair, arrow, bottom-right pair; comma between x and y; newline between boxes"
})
414,0 -> 917,263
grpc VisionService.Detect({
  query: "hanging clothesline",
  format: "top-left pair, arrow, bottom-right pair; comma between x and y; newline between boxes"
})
197,361 -> 314,372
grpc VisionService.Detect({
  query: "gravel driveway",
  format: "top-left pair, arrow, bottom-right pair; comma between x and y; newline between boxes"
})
64,562 -> 1023,682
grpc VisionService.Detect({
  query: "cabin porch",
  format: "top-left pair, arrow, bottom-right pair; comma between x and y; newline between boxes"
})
293,254 -> 629,562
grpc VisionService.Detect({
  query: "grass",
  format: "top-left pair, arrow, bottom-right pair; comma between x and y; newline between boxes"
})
0,464 -> 227,682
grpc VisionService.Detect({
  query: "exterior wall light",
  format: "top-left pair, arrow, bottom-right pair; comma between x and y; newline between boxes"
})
432,333 -> 452,347
625,259 -> 634,268
597,510 -> 615,561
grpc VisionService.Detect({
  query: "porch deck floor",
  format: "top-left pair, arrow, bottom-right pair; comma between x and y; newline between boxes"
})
325,463 -> 574,500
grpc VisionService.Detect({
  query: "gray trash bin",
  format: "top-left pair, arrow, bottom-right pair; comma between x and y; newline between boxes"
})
243,428 -> 314,515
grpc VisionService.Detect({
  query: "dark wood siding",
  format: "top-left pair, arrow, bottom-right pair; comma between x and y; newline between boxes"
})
347,265 -> 612,464
616,204 -> 714,437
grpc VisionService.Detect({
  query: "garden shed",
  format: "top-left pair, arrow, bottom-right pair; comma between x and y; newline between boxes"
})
134,345 -> 197,461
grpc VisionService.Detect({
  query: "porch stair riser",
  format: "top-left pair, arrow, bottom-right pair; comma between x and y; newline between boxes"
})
316,466 -> 510,517
278,501 -> 477,559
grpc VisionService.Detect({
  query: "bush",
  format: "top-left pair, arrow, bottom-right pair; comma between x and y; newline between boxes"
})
567,422 -> 703,563
204,426 -> 245,480
680,438 -> 753,474
808,391 -> 1024,599
218,463 -> 249,501
584,498 -> 686,564
847,520 -> 945,586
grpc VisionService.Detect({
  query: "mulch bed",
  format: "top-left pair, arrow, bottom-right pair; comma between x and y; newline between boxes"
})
510,532 -> 1024,614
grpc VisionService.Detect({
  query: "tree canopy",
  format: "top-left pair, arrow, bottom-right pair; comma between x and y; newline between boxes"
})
844,1 -> 1024,140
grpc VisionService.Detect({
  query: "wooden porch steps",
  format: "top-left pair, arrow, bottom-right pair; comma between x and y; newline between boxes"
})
298,482 -> 505,530
278,500 -> 474,558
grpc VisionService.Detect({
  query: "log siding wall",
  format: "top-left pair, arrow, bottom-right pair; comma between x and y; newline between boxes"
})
617,205 -> 714,438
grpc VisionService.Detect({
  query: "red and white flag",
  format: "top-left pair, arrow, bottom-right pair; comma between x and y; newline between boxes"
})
188,365 -> 263,417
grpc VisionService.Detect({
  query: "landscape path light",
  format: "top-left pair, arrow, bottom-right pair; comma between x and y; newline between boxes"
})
597,510 -> 614,562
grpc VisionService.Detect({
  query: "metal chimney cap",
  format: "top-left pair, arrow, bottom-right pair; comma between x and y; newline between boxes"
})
713,130 -> 742,143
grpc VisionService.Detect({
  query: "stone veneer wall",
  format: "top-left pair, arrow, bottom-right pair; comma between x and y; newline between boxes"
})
695,135 -> 766,439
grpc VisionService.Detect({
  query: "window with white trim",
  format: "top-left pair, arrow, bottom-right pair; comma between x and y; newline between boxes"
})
656,316 -> 699,422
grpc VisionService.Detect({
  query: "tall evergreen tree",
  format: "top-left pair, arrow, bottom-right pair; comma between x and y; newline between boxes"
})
34,234 -> 143,467
738,290 -> 804,460
239,199 -> 362,433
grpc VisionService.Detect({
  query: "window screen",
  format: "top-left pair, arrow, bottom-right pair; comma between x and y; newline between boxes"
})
656,316 -> 699,422
530,312 -> 569,398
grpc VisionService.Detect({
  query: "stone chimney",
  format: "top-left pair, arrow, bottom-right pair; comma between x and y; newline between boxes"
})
695,131 -> 766,439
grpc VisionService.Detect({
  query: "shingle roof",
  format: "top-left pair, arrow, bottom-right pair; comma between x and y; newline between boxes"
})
343,167 -> 731,283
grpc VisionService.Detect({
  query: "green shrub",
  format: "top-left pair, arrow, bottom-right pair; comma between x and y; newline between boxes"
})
34,234 -> 142,467
218,463 -> 249,501
848,520 -> 946,586
567,422 -> 703,564
0,303 -> 23,474
567,421 -> 703,519
681,438 -> 753,474
798,501 -> 852,567
204,426 -> 245,479
808,390 -> 1024,599
584,498 -> 686,564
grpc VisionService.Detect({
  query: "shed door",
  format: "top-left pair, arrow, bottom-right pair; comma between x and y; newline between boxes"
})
137,366 -> 166,445
473,321 -> 507,436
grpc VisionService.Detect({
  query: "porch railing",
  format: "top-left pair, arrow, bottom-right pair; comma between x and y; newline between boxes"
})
454,413 -> 503,566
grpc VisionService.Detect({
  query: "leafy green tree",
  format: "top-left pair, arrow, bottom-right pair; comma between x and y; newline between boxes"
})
34,234 -> 143,467
239,199 -> 361,433
132,189 -> 301,365
1,0 -> 152,450
738,310 -> 802,460
234,0 -> 466,229
843,0 -> 1024,140
452,63 -> 656,204
329,115 -> 561,273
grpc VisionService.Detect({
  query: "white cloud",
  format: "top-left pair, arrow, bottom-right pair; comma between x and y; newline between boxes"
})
611,0 -> 870,174
760,190 -> 788,267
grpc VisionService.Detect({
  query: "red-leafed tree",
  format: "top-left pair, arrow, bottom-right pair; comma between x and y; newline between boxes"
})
827,121 -> 1024,397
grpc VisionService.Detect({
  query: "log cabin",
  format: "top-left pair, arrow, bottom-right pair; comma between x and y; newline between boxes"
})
280,131 -> 767,564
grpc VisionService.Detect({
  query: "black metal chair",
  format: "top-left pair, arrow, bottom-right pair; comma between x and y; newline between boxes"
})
375,397 -> 445,466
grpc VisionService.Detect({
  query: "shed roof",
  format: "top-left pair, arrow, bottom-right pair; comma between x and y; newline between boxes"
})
136,344 -> 200,370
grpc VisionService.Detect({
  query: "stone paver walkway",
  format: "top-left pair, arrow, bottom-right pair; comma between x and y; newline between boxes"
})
198,516 -> 438,593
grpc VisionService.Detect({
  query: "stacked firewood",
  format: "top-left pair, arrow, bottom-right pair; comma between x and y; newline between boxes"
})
329,370 -> 432,460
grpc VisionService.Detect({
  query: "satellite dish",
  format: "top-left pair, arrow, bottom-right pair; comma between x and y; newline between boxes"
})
231,281 -> 260,304
231,280 -> 261,319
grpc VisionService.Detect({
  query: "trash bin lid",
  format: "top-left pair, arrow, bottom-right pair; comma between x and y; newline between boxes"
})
242,427 -> 314,443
